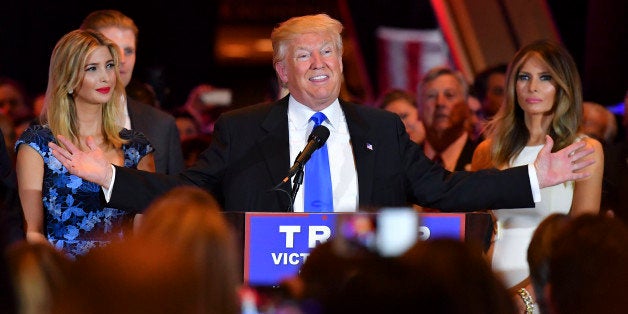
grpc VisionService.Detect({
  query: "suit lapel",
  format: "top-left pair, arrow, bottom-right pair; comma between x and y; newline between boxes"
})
259,98 -> 292,208
341,101 -> 375,207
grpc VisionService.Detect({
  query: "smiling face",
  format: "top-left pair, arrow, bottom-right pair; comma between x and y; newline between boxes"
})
73,46 -> 117,106
515,56 -> 557,117
274,32 -> 343,111
98,26 -> 136,87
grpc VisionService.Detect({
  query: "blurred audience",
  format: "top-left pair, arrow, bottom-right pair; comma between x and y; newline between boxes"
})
581,101 -> 617,145
0,77 -> 35,140
6,241 -> 72,314
0,77 -> 33,124
1,126 -> 20,314
526,213 -> 571,314
173,83 -> 232,135
282,239 -> 378,311
378,88 -> 426,145
181,134 -> 212,168
548,214 -> 628,314
285,237 -> 516,314
418,66 -> 478,172
126,79 -> 160,108
398,239 -> 516,314
601,91 -> 628,224
468,64 -> 507,141
173,111 -> 201,142
32,93 -> 46,118
466,92 -> 484,141
1,127 -> 24,247
473,63 -> 508,121
0,113 -> 16,157
54,186 -> 241,314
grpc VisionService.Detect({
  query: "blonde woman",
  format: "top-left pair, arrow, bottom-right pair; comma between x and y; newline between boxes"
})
15,29 -> 154,259
471,40 -> 603,310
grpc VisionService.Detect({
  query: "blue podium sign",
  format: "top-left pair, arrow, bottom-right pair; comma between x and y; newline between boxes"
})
243,212 -> 464,286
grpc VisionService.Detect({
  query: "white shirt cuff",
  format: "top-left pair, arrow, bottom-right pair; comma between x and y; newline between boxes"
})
101,165 -> 116,202
527,164 -> 541,203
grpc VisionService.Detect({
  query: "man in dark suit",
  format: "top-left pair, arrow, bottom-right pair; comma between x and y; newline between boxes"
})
125,97 -> 183,174
80,10 -> 184,175
50,14 -> 594,214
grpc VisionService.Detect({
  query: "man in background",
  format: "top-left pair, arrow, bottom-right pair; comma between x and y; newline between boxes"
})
418,66 -> 478,172
80,10 -> 184,174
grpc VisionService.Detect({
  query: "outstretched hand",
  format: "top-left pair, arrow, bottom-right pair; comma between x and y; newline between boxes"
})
48,135 -> 112,188
534,135 -> 595,188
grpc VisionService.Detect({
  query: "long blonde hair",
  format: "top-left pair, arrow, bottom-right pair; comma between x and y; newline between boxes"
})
41,29 -> 126,149
485,40 -> 582,167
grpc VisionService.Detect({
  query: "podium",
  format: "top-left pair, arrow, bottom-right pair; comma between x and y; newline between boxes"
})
224,211 -> 492,287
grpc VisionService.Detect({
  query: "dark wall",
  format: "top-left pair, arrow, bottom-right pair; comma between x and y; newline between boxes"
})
0,1 -> 219,110
547,0 -> 627,105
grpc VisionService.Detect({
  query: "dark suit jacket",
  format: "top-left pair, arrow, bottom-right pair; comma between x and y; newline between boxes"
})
455,138 -> 479,171
110,96 -> 534,213
127,98 -> 184,174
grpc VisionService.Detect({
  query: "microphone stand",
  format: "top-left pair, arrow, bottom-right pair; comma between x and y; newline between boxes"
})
271,152 -> 304,212
289,164 -> 305,212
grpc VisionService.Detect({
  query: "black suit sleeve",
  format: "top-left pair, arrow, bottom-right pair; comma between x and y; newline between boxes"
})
398,126 -> 534,211
109,166 -> 186,213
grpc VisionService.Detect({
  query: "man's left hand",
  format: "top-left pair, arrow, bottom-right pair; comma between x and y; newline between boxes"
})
535,135 -> 595,188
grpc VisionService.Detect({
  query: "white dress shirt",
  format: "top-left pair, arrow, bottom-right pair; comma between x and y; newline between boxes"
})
287,96 -> 359,212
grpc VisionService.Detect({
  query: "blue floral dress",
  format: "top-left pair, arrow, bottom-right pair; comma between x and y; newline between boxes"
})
16,125 -> 154,259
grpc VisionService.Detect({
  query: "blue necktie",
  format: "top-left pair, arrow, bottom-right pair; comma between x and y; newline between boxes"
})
304,112 -> 333,212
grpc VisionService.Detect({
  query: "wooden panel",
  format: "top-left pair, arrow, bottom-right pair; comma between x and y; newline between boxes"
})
459,0 -> 518,71
430,0 -> 559,81
503,0 -> 561,47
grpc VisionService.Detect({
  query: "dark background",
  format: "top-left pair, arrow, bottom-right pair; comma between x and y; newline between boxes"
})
1,0 -> 626,111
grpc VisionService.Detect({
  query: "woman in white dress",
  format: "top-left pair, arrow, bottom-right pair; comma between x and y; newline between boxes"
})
471,39 -> 603,312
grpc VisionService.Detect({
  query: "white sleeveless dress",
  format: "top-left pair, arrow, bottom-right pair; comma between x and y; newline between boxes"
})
490,144 -> 574,288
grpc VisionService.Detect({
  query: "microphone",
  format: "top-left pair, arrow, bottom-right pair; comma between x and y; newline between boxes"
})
283,125 -> 330,182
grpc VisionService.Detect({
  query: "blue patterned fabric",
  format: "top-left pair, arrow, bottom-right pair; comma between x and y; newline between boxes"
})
16,125 -> 153,259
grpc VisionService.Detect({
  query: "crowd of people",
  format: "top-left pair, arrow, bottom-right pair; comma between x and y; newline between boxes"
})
0,9 -> 626,314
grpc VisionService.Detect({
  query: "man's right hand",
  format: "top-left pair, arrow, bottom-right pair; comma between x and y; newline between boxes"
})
49,135 -> 112,188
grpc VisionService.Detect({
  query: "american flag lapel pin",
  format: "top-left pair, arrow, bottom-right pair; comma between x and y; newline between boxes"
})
366,142 -> 374,151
